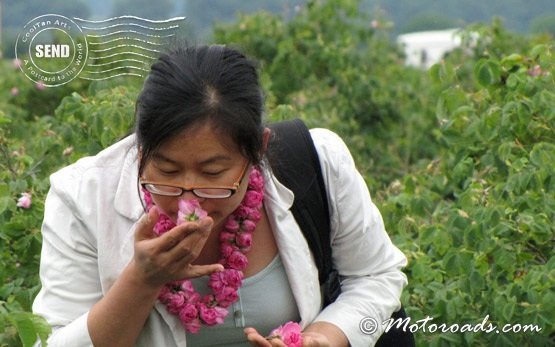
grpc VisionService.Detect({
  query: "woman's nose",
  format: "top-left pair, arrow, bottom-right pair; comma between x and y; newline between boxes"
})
179,190 -> 206,204
180,190 -> 198,201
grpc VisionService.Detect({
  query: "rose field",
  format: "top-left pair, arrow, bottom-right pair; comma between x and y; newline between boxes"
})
0,0 -> 554,346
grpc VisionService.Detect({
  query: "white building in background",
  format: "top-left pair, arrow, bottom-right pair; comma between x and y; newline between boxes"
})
397,28 -> 462,69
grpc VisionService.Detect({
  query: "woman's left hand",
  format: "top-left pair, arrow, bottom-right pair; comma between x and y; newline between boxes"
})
244,327 -> 331,347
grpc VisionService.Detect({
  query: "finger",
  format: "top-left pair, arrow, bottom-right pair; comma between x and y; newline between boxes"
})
244,328 -> 272,347
135,206 -> 160,242
270,338 -> 286,347
163,218 -> 214,260
156,222 -> 198,252
157,215 -> 213,252
177,263 -> 224,279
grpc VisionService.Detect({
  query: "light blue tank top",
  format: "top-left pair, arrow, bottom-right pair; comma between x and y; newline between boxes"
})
185,255 -> 300,346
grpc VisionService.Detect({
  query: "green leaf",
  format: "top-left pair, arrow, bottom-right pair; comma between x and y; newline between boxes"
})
7,312 -> 51,347
474,59 -> 502,87
0,183 -> 11,214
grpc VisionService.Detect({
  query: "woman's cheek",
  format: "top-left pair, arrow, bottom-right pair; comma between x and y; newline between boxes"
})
150,195 -> 179,220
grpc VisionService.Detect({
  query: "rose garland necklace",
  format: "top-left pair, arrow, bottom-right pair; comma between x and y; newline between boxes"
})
142,166 -> 303,346
142,166 -> 265,333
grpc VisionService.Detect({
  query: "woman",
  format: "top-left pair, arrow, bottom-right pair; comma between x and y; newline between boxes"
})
32,44 -> 408,346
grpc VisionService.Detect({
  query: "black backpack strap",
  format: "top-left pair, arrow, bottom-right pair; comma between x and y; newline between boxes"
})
267,119 -> 340,306
268,119 -> 415,346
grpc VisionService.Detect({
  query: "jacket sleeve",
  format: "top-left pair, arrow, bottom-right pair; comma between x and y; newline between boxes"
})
310,128 -> 408,347
32,168 -> 100,346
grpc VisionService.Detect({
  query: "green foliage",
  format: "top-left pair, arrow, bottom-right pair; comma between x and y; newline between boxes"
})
215,0 -> 440,190
1,1 -> 554,346
381,42 -> 555,346
0,57 -> 139,345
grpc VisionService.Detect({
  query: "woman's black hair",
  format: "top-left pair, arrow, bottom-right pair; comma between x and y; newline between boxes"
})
135,44 -> 265,176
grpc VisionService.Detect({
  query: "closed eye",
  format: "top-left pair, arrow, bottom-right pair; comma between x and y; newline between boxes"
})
203,170 -> 226,176
158,169 -> 179,175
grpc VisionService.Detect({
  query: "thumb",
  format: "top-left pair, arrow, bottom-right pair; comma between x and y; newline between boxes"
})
184,263 -> 225,279
135,205 -> 160,242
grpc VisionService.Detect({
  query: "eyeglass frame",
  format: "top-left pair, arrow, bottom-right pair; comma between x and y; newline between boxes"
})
139,161 -> 250,199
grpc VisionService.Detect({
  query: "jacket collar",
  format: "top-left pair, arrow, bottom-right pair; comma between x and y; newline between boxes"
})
262,167 -> 322,326
114,135 -> 145,221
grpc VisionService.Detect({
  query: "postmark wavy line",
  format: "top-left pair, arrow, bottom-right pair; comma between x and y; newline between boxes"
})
89,44 -> 161,54
83,65 -> 150,74
87,58 -> 151,67
90,51 -> 158,61
88,37 -> 163,46
80,72 -> 145,81
86,30 -> 175,39
74,15 -> 185,24
80,22 -> 180,32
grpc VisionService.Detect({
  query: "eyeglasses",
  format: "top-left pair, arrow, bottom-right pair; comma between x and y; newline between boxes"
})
140,161 -> 249,199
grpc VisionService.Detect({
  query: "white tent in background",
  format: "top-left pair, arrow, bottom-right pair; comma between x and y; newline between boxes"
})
397,28 -> 462,69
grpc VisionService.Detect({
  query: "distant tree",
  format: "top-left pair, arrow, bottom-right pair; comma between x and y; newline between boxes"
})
529,13 -> 555,36
111,0 -> 175,20
2,0 -> 90,58
184,0 -> 304,40
400,11 -> 460,33
3,0 -> 90,28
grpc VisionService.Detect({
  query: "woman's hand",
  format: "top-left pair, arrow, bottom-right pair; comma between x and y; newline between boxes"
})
244,327 -> 331,347
131,206 -> 224,288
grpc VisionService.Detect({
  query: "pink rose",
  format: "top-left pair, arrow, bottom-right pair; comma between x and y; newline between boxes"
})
158,287 -> 172,303
219,231 -> 236,242
528,65 -> 542,77
184,318 -> 201,333
224,269 -> 243,288
167,292 -> 185,314
214,286 -> 239,307
179,303 -> 198,323
236,232 -> 252,249
248,209 -> 261,221
209,269 -> 243,293
270,322 -> 303,347
178,199 -> 207,222
10,87 -> 19,96
208,272 -> 226,292
16,193 -> 31,209
142,188 -> 153,208
154,213 -> 175,236
198,303 -> 228,325
225,218 -> 240,232
220,243 -> 235,257
244,190 -> 263,208
179,281 -> 200,303
12,58 -> 22,69
241,220 -> 256,233
227,251 -> 248,270
248,172 -> 264,190
180,281 -> 195,294
35,81 -> 46,90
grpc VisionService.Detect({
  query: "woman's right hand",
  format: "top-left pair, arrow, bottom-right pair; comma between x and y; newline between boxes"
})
130,206 -> 224,288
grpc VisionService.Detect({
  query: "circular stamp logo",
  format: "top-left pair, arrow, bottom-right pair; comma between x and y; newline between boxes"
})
15,14 -> 88,87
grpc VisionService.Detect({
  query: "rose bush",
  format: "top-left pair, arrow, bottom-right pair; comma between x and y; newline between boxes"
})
1,1 -> 553,345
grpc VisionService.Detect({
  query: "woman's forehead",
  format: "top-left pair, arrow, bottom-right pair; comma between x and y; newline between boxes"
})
153,123 -> 240,164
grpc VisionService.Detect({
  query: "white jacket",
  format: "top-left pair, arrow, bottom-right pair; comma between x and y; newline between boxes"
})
33,128 -> 408,346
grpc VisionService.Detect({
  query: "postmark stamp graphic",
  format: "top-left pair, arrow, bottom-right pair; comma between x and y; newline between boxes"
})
15,14 -> 88,87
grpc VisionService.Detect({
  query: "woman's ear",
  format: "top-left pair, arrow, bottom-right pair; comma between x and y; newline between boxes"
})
261,127 -> 272,154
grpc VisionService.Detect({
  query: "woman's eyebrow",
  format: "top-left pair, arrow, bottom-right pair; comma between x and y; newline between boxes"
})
198,155 -> 233,165
152,152 -> 232,165
152,152 -> 180,165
